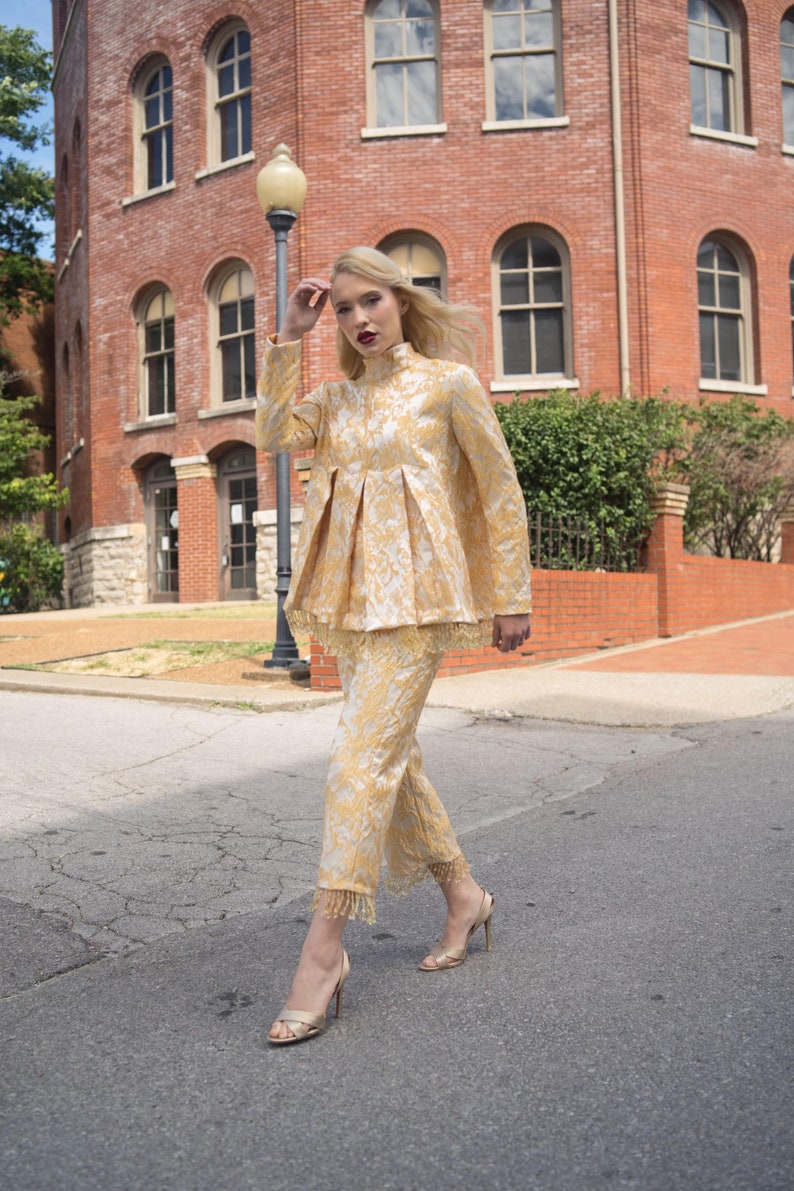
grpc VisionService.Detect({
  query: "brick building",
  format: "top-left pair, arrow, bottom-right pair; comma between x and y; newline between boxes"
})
52,0 -> 794,607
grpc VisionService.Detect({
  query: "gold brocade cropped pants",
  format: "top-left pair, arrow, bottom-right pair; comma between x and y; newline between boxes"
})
313,628 -> 469,925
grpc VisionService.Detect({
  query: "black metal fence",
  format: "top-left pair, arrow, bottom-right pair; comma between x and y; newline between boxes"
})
527,512 -> 646,573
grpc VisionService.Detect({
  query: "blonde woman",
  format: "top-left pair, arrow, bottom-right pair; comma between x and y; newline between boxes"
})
256,247 -> 532,1045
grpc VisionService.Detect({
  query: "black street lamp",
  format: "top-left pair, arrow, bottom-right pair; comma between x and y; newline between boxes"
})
256,143 -> 308,670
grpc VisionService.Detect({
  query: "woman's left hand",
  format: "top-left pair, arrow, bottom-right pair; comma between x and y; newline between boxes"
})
492,613 -> 531,653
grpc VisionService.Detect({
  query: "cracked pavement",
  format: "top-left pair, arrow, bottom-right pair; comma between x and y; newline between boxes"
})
1,690 -> 691,960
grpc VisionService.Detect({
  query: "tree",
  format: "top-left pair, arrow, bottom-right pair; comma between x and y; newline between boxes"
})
0,25 -> 54,324
678,396 -> 794,561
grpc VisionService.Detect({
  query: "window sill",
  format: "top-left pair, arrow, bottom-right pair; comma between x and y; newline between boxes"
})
491,377 -> 579,393
360,123 -> 447,140
56,229 -> 83,283
482,116 -> 570,133
124,414 -> 177,432
122,182 -> 176,208
782,144 -> 794,157
689,124 -> 758,149
198,399 -> 257,419
195,152 -> 255,181
698,379 -> 767,396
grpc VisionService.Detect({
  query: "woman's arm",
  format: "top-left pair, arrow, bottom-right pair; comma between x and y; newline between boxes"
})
255,278 -> 332,454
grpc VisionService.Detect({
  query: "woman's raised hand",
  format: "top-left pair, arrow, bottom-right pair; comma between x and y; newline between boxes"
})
277,277 -> 332,344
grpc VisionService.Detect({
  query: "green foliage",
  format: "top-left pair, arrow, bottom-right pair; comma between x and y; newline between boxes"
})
677,396 -> 794,561
0,25 -> 54,322
495,389 -> 686,570
0,521 -> 63,612
0,389 -> 67,523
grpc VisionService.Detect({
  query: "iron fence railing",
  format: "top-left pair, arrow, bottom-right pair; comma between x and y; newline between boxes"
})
527,512 -> 646,573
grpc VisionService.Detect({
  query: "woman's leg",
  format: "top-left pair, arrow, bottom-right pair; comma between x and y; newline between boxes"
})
268,893 -> 349,1041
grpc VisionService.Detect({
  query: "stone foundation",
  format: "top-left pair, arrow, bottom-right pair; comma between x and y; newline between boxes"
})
61,523 -> 147,607
253,507 -> 304,603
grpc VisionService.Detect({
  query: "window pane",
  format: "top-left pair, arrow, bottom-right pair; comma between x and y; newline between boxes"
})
374,21 -> 402,58
244,334 -> 255,398
534,270 -> 563,304
501,271 -> 529,305
708,26 -> 730,65
502,310 -> 531,374
699,313 -> 716,377
717,314 -> 741,380
698,268 -> 716,307
238,54 -> 251,91
707,66 -> 729,130
493,13 -> 522,52
376,62 -> 404,125
147,132 -> 163,188
405,17 -> 435,55
220,302 -> 238,336
237,30 -> 250,53
535,308 -> 565,373
697,239 -> 715,268
705,1 -> 728,31
241,296 -> 255,332
222,340 -> 241,401
718,271 -> 740,310
502,238 -> 529,269
406,0 -> 432,16
525,53 -> 555,119
166,354 -> 175,413
494,56 -> 524,120
690,64 -> 707,124
406,59 -> 436,124
165,124 -> 173,182
164,316 -> 174,351
220,100 -> 239,159
782,45 -> 794,81
145,96 -> 160,127
688,0 -> 706,18
531,236 -> 560,268
689,21 -> 706,59
218,62 -> 235,98
715,243 -> 737,271
524,10 -> 553,48
240,93 -> 251,155
145,322 -> 162,353
376,0 -> 400,17
783,84 -> 794,143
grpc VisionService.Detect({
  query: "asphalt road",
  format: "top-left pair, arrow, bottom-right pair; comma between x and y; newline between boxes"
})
1,691 -> 792,1191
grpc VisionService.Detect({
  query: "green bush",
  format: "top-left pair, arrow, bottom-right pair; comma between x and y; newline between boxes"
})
0,522 -> 63,612
495,389 -> 684,570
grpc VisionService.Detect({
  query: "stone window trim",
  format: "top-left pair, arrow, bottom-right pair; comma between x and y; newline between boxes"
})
198,398 -> 257,419
206,19 -> 252,168
688,0 -> 745,137
688,124 -> 757,148
122,181 -> 176,208
483,0 -> 565,126
364,0 -> 442,132
491,225 -> 574,383
195,150 -> 255,182
698,379 -> 767,396
482,115 -> 570,133
490,377 -> 579,393
782,9 -> 794,147
124,413 -> 178,433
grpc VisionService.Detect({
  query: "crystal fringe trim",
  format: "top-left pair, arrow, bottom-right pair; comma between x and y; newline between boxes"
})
287,611 -> 492,658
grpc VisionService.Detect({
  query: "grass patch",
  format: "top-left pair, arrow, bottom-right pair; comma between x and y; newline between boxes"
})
111,604 -> 277,621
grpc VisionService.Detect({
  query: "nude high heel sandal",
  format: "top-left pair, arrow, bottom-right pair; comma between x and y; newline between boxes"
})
419,889 -> 495,972
268,949 -> 351,1046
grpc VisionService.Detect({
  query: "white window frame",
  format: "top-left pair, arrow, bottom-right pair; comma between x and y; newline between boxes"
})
133,58 -> 174,196
210,263 -> 256,406
206,20 -> 252,168
688,0 -> 744,137
363,0 -> 443,135
483,0 -> 565,129
696,235 -> 757,389
492,226 -> 573,385
137,286 -> 176,420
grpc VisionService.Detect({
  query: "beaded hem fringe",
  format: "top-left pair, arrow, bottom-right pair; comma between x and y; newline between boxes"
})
312,887 -> 377,926
385,855 -> 471,896
286,612 -> 492,657
314,856 -> 470,924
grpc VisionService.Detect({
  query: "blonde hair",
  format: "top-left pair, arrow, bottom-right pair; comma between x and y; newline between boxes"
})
330,246 -> 485,380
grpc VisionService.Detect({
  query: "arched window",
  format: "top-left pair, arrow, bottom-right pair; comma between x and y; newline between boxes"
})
789,258 -> 794,377
214,265 -> 255,402
494,229 -> 571,379
366,0 -> 441,129
209,23 -> 252,163
697,237 -> 752,383
379,232 -> 446,295
485,0 -> 563,124
781,10 -> 794,146
688,0 -> 742,133
139,287 -> 175,417
138,60 -> 173,191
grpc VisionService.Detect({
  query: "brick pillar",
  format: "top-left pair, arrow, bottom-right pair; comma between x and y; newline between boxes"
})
173,455 -> 219,603
780,507 -> 794,566
646,482 -> 690,637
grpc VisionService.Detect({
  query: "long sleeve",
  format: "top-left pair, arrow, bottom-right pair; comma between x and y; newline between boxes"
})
451,366 -> 532,615
255,336 -> 324,453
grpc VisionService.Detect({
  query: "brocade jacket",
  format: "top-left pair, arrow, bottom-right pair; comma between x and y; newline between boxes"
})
255,337 -> 532,643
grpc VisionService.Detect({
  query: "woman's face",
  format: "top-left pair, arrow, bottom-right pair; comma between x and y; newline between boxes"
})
331,272 -> 408,359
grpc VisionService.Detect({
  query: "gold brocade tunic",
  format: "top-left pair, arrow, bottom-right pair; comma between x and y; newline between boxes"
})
255,338 -> 532,650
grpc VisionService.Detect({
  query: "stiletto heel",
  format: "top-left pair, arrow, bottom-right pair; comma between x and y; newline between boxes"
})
419,888 -> 495,972
269,948 -> 351,1045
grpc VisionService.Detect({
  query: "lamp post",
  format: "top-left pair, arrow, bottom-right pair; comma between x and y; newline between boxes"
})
256,143 -> 307,670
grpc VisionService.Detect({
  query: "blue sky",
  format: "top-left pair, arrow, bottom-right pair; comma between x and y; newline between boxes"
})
1,0 -> 55,258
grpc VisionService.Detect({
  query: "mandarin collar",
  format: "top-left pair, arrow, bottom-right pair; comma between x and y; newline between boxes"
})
361,341 -> 420,381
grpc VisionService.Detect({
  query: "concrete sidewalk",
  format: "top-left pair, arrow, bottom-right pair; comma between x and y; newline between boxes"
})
1,602 -> 794,725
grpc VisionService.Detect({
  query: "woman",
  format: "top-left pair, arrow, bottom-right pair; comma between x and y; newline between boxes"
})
256,247 -> 532,1045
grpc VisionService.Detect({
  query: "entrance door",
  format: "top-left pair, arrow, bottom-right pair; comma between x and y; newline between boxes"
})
146,459 -> 178,602
219,448 -> 257,600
